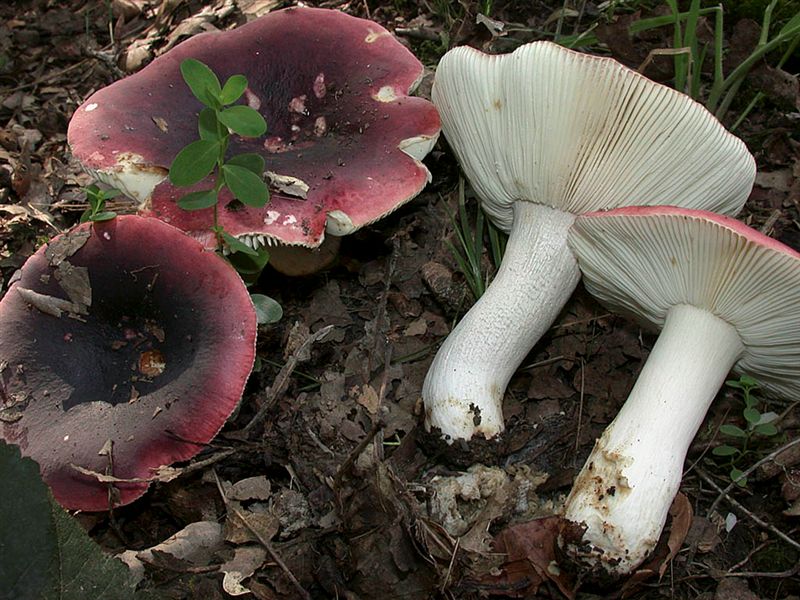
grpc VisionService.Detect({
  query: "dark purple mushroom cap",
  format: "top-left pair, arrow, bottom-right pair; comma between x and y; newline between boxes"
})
0,216 -> 256,511
67,6 -> 441,249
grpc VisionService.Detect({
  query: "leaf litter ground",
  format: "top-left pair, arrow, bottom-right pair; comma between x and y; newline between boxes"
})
1,0 -> 800,598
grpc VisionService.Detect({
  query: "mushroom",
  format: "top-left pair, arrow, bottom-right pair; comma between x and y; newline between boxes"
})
0,216 -> 256,511
66,6 -> 440,252
560,206 -> 800,576
424,40 -> 755,442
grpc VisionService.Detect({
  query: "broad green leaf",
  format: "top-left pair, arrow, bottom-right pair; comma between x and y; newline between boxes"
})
220,74 -> 248,105
218,105 -> 267,137
180,58 -> 222,107
228,246 -> 269,285
228,152 -> 265,176
754,422 -> 778,437
222,164 -> 269,207
743,407 -> 761,425
250,293 -> 283,324
0,441 -> 144,600
712,445 -> 739,457
177,189 -> 218,211
198,107 -> 220,141
223,231 -> 258,256
719,424 -> 747,439
169,139 -> 220,186
229,246 -> 270,275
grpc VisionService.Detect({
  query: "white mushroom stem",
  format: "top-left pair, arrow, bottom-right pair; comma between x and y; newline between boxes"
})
562,303 -> 744,575
423,201 -> 579,441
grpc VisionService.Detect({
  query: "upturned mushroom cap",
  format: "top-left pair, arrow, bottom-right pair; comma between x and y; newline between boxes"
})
561,206 -> 800,575
0,216 -> 256,511
67,6 -> 441,249
421,40 -> 755,444
432,41 -> 755,229
568,206 -> 800,399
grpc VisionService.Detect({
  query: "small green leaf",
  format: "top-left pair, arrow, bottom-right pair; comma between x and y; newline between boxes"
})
228,152 -> 265,176
712,445 -> 739,457
222,164 -> 269,207
223,231 -> 258,256
250,293 -> 283,324
719,424 -> 747,439
198,107 -> 220,141
180,58 -> 222,107
743,407 -> 761,425
220,74 -> 248,105
730,468 -> 747,487
218,105 -> 267,137
227,246 -> 269,284
80,209 -> 92,223
89,211 -> 117,222
177,189 -> 218,211
169,139 -> 220,186
754,422 -> 778,437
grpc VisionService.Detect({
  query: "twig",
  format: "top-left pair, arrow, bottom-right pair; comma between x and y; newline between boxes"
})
243,324 -> 334,434
695,466 -> 800,552
707,436 -> 800,515
521,355 -> 567,370
332,419 -> 385,513
212,470 -> 312,600
759,208 -> 783,236
573,357 -> 585,464
440,536 -> 460,593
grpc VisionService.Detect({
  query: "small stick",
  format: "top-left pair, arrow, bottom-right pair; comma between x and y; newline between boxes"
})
573,357 -> 585,464
243,324 -> 334,434
212,470 -> 311,600
695,466 -> 800,552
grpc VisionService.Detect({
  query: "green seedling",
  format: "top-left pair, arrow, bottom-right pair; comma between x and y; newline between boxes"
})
79,184 -> 119,223
446,177 -> 507,301
170,58 -> 280,323
712,375 -> 780,486
169,58 -> 270,258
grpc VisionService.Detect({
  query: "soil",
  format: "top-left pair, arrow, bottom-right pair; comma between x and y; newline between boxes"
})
1,1 -> 799,599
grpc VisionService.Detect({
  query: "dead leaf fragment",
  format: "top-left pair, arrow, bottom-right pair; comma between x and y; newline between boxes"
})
266,171 -> 309,199
54,261 -> 91,309
221,545 -> 268,596
16,287 -> 81,318
44,230 -> 90,266
481,516 -> 575,599
228,475 -> 272,501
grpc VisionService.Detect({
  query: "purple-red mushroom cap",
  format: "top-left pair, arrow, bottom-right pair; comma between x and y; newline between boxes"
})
0,215 -> 256,511
67,6 -> 441,249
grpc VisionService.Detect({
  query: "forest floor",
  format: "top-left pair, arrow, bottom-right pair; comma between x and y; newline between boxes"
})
1,0 -> 799,598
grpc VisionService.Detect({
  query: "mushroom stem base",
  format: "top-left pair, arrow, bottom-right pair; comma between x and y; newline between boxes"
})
561,303 -> 744,576
423,201 -> 579,442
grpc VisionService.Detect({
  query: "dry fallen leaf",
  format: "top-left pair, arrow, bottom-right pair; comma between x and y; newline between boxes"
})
479,516 -> 575,599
